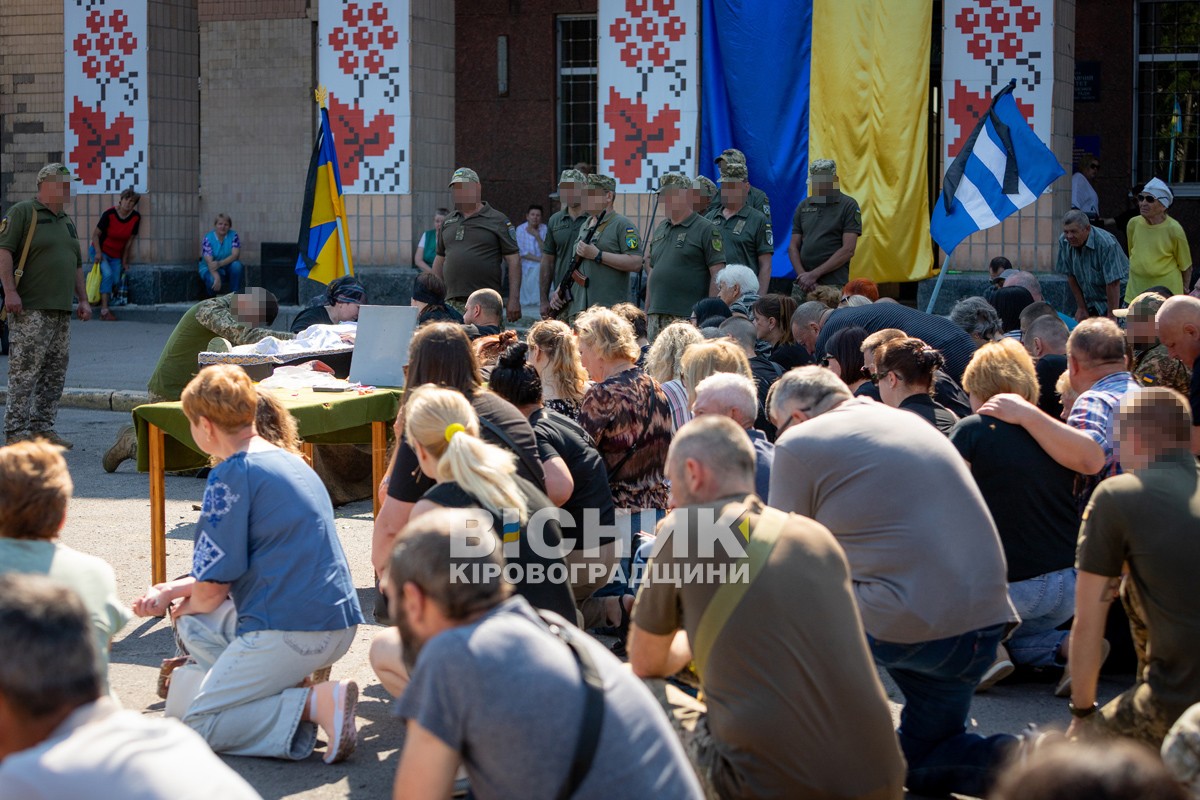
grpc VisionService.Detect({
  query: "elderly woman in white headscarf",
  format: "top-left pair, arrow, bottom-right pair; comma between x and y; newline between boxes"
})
1126,177 -> 1193,301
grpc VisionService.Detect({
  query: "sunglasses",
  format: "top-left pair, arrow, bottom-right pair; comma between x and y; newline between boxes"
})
820,354 -> 835,368
1136,194 -> 1159,204
870,370 -> 888,383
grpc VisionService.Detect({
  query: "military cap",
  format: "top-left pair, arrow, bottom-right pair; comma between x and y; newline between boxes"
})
657,172 -> 693,192
714,148 -> 747,166
448,167 -> 480,186
693,175 -> 718,198
810,159 -> 837,177
37,162 -> 80,184
586,173 -> 616,193
558,168 -> 587,184
1113,291 -> 1167,320
719,161 -> 748,182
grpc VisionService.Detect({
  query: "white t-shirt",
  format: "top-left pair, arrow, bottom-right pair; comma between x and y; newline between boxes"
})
1072,171 -> 1100,216
0,699 -> 261,800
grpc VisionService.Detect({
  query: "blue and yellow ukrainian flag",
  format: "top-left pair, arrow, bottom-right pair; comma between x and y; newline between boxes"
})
296,87 -> 354,284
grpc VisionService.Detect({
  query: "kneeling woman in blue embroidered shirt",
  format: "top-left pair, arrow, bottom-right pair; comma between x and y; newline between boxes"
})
131,365 -> 365,764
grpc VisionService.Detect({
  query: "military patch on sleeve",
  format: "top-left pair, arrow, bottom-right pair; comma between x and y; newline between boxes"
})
0,218 -> 7,235
763,203 -> 771,218
854,210 -> 863,227
625,227 -> 640,250
507,222 -> 517,241
711,229 -> 723,252
765,224 -> 774,248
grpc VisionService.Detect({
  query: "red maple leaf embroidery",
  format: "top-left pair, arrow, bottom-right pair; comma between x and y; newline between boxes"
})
946,81 -> 1035,157
602,88 -> 681,184
328,95 -> 395,185
68,97 -> 134,184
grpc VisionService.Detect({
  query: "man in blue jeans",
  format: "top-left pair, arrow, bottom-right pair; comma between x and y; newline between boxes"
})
768,367 -> 1021,797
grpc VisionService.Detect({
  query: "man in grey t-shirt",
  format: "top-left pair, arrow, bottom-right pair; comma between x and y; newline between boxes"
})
767,367 -> 1019,799
384,508 -> 703,800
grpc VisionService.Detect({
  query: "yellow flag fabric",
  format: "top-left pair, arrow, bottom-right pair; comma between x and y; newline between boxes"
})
297,105 -> 354,285
809,0 -> 933,283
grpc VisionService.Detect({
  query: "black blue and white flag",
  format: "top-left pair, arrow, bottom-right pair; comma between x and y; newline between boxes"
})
930,80 -> 1065,255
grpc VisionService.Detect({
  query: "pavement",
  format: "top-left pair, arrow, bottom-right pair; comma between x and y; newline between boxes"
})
1,318 -> 1134,800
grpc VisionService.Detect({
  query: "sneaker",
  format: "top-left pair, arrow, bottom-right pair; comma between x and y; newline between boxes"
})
37,431 -> 73,450
1056,638 -> 1111,698
976,643 -> 1015,692
103,425 -> 137,473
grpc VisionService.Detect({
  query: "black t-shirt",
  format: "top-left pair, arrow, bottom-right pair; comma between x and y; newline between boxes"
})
423,477 -> 576,620
769,342 -> 810,371
749,354 -> 783,440
290,304 -> 333,333
814,304 -> 978,381
933,371 -> 972,418
529,408 -> 616,544
387,391 -> 545,503
1036,354 -> 1069,419
1191,356 -> 1200,426
950,415 -> 1079,581
898,393 -> 958,435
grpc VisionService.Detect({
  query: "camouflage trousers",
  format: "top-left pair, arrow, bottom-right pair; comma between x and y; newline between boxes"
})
1083,680 -> 1176,750
4,309 -> 71,441
647,313 -> 686,342
1122,574 -> 1151,683
645,677 -> 738,800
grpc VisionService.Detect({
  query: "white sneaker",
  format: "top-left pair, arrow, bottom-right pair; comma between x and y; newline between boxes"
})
976,643 -> 1015,692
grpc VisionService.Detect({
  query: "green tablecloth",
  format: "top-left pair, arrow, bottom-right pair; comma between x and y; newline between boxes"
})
133,387 -> 403,472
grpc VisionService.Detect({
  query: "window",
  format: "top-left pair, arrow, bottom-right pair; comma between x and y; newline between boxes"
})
557,16 -> 598,174
1136,1 -> 1200,184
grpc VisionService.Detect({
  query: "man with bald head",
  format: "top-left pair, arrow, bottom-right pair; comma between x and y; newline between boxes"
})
1156,295 -> 1200,455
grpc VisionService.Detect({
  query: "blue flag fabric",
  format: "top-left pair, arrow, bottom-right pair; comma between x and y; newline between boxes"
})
296,105 -> 353,283
930,82 -> 1065,256
700,0 -> 811,279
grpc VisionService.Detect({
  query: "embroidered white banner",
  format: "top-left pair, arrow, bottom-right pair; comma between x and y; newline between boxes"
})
64,0 -> 149,193
318,0 -> 411,194
942,0 -> 1054,174
598,0 -> 699,192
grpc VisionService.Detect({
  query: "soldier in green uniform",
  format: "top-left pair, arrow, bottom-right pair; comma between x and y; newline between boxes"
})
710,161 -> 774,294
645,173 -> 726,340
713,149 -> 772,223
788,159 -> 862,303
558,174 -> 643,320
432,167 -> 522,321
0,164 -> 92,448
1121,291 -> 1193,395
692,175 -> 719,219
539,169 -> 588,319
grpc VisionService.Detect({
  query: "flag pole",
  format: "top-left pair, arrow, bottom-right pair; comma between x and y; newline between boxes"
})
316,86 -> 354,279
925,251 -> 954,314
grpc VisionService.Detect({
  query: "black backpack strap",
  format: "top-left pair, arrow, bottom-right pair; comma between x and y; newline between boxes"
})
537,611 -> 606,800
478,414 -> 544,488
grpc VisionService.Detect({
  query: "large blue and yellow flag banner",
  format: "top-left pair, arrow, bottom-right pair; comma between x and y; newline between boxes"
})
701,0 -> 934,283
297,89 -> 354,284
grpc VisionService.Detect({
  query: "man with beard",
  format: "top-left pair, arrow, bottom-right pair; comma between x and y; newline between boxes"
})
372,509 -> 703,800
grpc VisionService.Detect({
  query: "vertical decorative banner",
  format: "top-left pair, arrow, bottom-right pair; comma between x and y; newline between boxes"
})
319,0 -> 410,194
598,0 -> 699,192
64,0 -> 148,193
942,0 -> 1053,174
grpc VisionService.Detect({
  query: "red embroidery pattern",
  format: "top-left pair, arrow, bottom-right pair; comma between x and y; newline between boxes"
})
328,1 -> 399,75
72,9 -> 138,80
602,88 -> 682,184
327,95 -> 395,185
946,80 -> 1036,157
67,97 -> 135,184
610,0 -> 687,68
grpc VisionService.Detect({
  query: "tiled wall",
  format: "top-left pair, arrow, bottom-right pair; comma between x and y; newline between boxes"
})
407,0 -> 456,265
943,0 -> 1076,273
198,0 -> 307,22
0,0 -> 65,207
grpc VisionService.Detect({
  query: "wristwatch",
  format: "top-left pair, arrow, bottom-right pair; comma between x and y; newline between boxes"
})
595,251 -> 603,267
1068,701 -> 1099,718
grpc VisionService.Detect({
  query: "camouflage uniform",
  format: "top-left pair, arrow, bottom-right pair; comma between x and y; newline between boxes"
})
1131,343 -> 1192,395
5,309 -> 71,441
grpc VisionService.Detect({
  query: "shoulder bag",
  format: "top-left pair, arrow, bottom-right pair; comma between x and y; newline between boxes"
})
0,205 -> 38,322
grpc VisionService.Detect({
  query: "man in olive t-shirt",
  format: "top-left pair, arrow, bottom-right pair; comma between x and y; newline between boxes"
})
630,416 -> 904,800
788,159 -> 862,301
645,173 -> 726,340
539,169 -> 588,319
0,163 -> 92,447
713,149 -> 772,223
711,161 -> 774,294
432,167 -> 522,321
561,173 -> 643,319
1070,388 -> 1200,748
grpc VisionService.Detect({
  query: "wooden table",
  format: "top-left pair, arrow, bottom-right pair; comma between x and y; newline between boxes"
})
133,387 -> 402,583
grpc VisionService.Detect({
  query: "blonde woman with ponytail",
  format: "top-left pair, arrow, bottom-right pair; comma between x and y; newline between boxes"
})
526,320 -> 589,419
403,385 -> 576,620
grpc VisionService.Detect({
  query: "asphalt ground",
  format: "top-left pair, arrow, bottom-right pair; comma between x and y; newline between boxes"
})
1,321 -> 1132,799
